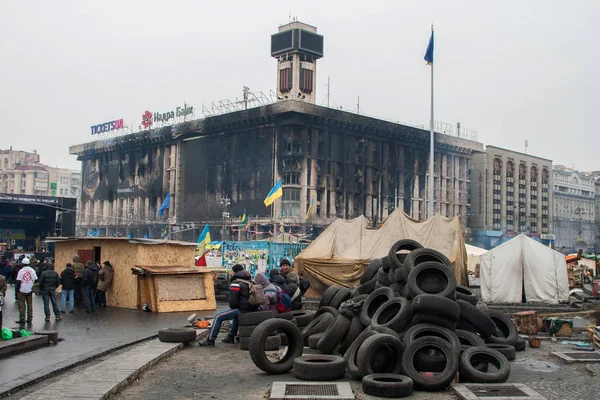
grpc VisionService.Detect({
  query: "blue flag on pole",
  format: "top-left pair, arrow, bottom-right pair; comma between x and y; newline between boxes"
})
424,31 -> 434,65
158,192 -> 171,216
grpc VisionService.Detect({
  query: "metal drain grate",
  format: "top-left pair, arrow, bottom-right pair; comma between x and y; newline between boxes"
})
453,383 -> 546,400
552,351 -> 600,363
285,384 -> 338,396
271,382 -> 354,400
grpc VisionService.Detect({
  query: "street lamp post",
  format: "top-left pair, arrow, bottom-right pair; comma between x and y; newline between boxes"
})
220,196 -> 231,241
574,207 -> 585,238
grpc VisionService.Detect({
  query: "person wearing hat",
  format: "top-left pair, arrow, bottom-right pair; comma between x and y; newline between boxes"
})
96,261 -> 114,307
15,257 -> 38,325
199,264 -> 258,347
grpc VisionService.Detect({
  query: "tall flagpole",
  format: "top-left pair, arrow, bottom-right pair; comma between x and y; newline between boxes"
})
428,24 -> 435,219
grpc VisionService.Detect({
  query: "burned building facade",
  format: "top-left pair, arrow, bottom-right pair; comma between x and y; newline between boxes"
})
71,101 -> 482,240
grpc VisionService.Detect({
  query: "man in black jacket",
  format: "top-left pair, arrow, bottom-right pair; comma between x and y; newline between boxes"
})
60,263 -> 77,313
38,263 -> 62,322
199,264 -> 258,347
83,261 -> 99,313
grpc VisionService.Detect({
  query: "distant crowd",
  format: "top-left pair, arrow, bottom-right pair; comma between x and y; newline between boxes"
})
200,258 -> 310,347
0,254 -> 114,329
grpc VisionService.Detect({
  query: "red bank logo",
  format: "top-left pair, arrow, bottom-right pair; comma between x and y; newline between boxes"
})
141,111 -> 153,129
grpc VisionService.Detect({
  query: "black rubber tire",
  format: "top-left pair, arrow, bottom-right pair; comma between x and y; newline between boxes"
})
352,294 -> 369,303
456,285 -> 477,305
293,355 -> 347,381
329,287 -> 352,309
344,329 -> 378,380
239,325 -> 279,338
301,312 -> 336,341
273,311 -> 294,320
486,344 -> 516,360
413,348 -> 446,373
356,278 -> 378,296
362,374 -> 414,398
314,306 -> 339,319
320,286 -> 342,308
317,314 -> 352,354
459,346 -> 511,383
389,282 -> 406,295
402,336 -> 459,391
308,332 -> 325,349
485,310 -> 519,346
388,239 -> 423,271
291,311 -> 314,326
371,326 -> 401,339
394,268 -> 406,283
377,267 -> 393,286
456,320 -> 477,333
455,329 -> 485,347
409,312 -> 457,331
457,299 -> 496,338
371,297 -> 412,333
241,334 -> 280,350
388,268 -> 397,283
405,261 -> 457,300
360,287 -> 396,327
357,333 -> 405,377
362,259 -> 383,283
158,328 -> 196,343
403,323 -> 461,354
279,332 -> 289,346
249,318 -> 303,374
238,311 -> 274,326
381,256 -> 391,272
375,281 -> 387,290
411,294 -> 460,321
402,248 -> 453,282
338,315 -> 364,354
515,337 -> 526,352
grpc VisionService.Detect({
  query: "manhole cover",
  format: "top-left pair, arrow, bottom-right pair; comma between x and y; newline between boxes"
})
552,351 -> 600,363
271,382 -> 354,400
453,383 -> 546,400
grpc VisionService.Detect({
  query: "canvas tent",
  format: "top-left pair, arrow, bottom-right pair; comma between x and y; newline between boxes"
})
480,234 -> 569,304
294,210 -> 468,294
466,244 -> 487,273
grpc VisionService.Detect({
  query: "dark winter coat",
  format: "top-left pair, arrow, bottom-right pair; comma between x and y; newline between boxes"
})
228,270 -> 258,313
60,266 -> 77,291
270,274 -> 298,299
83,264 -> 100,288
39,267 -> 61,292
97,264 -> 114,292
0,260 -> 12,280
72,256 -> 85,279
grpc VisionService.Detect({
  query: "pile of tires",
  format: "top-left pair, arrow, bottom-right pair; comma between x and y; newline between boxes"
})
245,239 -> 522,397
237,309 -> 315,350
213,276 -> 230,302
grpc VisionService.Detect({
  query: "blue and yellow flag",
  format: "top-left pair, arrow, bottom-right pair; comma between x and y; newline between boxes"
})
424,31 -> 434,65
197,224 -> 211,254
264,180 -> 283,207
241,209 -> 249,227
305,196 -> 316,220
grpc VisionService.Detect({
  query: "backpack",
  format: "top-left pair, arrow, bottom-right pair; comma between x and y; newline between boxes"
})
265,287 -> 292,313
239,279 -> 266,306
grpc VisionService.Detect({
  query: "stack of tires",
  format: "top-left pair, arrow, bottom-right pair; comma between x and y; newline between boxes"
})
245,239 -> 525,398
213,276 -> 230,302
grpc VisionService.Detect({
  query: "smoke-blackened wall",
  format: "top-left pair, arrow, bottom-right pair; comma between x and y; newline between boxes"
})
180,127 -> 275,222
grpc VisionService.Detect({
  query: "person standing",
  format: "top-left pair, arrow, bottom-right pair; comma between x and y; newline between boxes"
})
12,258 -> 24,300
38,263 -> 62,322
0,256 -> 11,283
15,258 -> 37,325
83,261 -> 99,313
60,263 -> 77,313
96,261 -> 114,307
72,255 -> 85,306
199,264 -> 258,347
0,273 -> 6,329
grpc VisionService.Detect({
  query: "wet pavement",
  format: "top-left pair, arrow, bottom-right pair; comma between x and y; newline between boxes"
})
0,285 -> 221,396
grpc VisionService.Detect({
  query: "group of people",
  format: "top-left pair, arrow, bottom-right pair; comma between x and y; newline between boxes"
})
0,253 -> 114,328
199,259 -> 310,347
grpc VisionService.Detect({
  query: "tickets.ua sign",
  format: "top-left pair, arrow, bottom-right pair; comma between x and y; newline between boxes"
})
91,119 -> 124,135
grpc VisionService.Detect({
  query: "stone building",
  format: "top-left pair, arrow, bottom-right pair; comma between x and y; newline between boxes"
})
553,165 -> 596,253
470,146 -> 553,249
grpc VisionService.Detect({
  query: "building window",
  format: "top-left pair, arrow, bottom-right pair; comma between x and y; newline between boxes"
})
282,171 -> 301,185
282,188 -> 300,201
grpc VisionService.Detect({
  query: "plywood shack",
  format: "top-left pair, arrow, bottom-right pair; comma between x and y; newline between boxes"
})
49,237 -> 215,312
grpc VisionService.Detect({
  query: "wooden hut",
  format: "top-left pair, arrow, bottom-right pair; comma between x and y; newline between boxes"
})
48,237 -> 216,312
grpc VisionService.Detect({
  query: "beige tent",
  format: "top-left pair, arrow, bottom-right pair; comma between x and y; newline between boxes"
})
294,210 -> 468,294
466,244 -> 488,273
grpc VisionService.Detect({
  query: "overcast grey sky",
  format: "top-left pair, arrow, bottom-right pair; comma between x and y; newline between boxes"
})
1,1 -> 598,171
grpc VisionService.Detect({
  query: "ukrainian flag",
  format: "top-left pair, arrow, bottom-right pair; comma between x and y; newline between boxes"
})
264,180 -> 283,207
241,209 -> 249,227
196,224 -> 211,254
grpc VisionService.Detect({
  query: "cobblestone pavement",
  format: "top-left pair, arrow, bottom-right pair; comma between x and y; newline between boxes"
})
113,337 -> 600,400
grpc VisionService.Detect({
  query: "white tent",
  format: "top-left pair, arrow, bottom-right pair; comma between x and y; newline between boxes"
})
480,234 -> 569,304
465,244 -> 487,273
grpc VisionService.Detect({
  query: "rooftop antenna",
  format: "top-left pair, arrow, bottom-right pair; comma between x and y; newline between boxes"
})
326,77 -> 331,107
357,96 -> 360,115
524,139 -> 528,154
